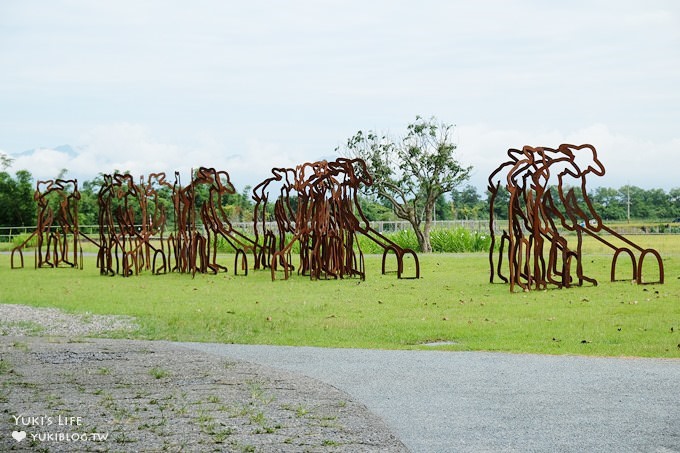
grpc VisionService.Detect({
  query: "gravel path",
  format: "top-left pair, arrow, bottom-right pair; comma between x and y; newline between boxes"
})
3,303 -> 680,452
179,344 -> 680,453
0,304 -> 406,452
0,304 -> 138,337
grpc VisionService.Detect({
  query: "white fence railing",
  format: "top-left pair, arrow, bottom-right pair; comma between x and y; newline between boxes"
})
2,220 -> 679,243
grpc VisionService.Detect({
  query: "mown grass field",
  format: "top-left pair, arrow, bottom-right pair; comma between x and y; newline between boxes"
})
1,234 -> 679,358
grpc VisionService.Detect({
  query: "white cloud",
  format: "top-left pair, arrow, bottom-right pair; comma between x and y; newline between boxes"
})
2,1 -> 679,195
11,148 -> 71,180
8,123 -> 318,190
74,123 -> 268,187
457,123 -> 680,192
7,120 -> 679,195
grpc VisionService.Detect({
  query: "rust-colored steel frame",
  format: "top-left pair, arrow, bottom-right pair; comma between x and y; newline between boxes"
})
253,158 -> 419,281
97,168 -> 258,277
488,144 -> 664,292
11,178 -> 83,270
11,159 -> 419,282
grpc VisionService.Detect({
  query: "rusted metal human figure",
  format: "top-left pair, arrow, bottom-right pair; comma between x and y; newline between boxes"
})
331,157 -> 420,279
164,167 -> 257,277
488,143 -> 664,292
257,157 -> 419,281
267,161 -> 335,280
489,145 -> 597,290
138,173 -> 171,274
97,174 -> 116,275
168,170 -> 194,274
97,173 -> 170,276
11,178 -> 82,269
97,173 -> 141,276
252,167 -> 298,272
287,159 -> 364,280
196,167 -> 258,276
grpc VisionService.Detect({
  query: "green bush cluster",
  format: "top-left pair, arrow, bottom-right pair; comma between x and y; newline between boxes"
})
4,227 -> 491,254
430,228 -> 490,252
357,228 -> 490,253
11,232 -> 38,248
214,227 -> 490,254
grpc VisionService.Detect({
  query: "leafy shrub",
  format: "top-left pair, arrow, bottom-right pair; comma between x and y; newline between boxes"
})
214,227 -> 491,254
355,234 -> 384,254
390,229 -> 420,250
429,228 -> 490,252
215,233 -> 257,253
11,232 -> 38,248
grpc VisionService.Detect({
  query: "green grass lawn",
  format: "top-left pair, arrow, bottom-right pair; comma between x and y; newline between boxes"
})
1,235 -> 679,358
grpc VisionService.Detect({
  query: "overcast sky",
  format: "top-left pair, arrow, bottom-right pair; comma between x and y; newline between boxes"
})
1,1 -> 679,193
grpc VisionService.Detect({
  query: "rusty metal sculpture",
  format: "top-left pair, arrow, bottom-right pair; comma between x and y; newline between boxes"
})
97,168 -> 257,277
488,144 -> 664,292
12,161 -> 418,283
11,179 -> 82,269
269,159 -> 366,281
252,167 -> 298,273
98,173 -> 171,276
330,158 -> 420,279
254,157 -> 420,280
175,167 -> 257,276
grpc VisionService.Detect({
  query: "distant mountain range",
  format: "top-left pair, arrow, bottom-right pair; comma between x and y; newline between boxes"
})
12,144 -> 79,159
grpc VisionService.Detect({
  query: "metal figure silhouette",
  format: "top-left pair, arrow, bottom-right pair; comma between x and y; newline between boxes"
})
11,179 -> 82,269
488,144 -> 663,292
13,160 -> 419,282
254,157 -> 419,280
97,168 -> 257,277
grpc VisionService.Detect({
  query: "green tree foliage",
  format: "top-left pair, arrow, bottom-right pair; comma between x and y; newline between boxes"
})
434,194 -> 454,220
451,184 -> 485,220
1,152 -> 13,171
669,188 -> 680,219
358,194 -> 396,221
79,176 -> 103,225
589,187 -> 626,220
0,170 -> 35,226
2,166 -> 680,231
485,184 -> 510,221
223,184 -> 254,222
340,115 -> 472,252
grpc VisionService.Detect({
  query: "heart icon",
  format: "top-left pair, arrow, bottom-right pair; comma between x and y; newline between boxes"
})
12,431 -> 26,442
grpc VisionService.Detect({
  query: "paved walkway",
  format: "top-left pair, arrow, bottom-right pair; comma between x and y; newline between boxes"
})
178,343 -> 680,452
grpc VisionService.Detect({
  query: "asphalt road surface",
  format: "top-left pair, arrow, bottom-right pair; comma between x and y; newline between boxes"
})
178,343 -> 680,452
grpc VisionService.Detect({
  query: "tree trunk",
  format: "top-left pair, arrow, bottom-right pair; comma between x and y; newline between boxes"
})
411,202 -> 434,253
412,225 -> 427,253
421,219 -> 433,253
420,196 -> 437,253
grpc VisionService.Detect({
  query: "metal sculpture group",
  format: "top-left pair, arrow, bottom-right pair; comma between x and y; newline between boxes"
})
488,144 -> 664,291
11,158 -> 419,281
97,172 -> 172,276
96,168 -> 257,277
9,146 -> 664,290
252,158 -> 419,280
